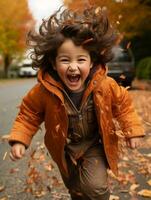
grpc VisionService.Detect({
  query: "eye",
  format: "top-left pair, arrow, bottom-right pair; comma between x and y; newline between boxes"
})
78,58 -> 86,62
60,59 -> 69,63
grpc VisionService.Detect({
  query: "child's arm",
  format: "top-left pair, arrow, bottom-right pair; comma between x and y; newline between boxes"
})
9,143 -> 26,161
109,78 -> 145,144
9,83 -> 45,149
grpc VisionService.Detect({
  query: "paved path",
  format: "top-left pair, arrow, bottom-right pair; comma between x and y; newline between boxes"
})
0,78 -> 150,200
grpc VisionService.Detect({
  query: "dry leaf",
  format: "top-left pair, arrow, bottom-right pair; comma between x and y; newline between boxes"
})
126,42 -> 131,49
138,189 -> 151,197
52,176 -> 61,187
3,152 -> 7,160
44,163 -> 53,171
115,130 -> 125,138
0,185 -> 5,192
109,194 -> 120,200
1,134 -> 10,141
130,184 -> 140,192
107,169 -> 118,180
9,168 -> 19,174
147,179 -> 151,186
33,190 -> 46,198
119,74 -> 126,80
0,197 -> 8,200
55,124 -> 60,132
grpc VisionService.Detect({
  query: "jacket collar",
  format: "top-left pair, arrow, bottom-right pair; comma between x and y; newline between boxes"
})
37,65 -> 108,103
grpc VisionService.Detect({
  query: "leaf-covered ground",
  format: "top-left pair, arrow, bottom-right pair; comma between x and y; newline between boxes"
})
0,89 -> 151,200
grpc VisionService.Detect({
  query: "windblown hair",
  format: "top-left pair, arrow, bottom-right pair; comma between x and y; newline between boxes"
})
27,6 -> 117,74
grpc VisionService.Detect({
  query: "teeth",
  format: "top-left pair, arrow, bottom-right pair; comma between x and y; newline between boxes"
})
69,74 -> 79,77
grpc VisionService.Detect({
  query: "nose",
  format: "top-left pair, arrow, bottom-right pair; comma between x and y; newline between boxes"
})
68,62 -> 78,72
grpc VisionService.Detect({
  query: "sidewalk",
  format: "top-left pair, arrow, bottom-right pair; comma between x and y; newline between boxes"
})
132,79 -> 151,90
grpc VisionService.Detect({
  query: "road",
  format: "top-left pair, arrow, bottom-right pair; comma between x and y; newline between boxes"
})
0,78 -> 151,200
0,78 -> 68,200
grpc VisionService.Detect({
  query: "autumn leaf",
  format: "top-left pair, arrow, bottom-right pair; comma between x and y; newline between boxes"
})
9,168 -> 19,174
147,179 -> 151,186
44,162 -> 53,171
33,190 -> 46,198
119,74 -> 126,80
52,176 -> 62,187
1,134 -> 10,141
109,194 -> 120,200
2,152 -> 8,160
130,183 -> 140,192
138,189 -> 151,198
0,185 -> 5,192
0,197 -> 8,200
55,124 -> 60,132
64,0 -> 151,38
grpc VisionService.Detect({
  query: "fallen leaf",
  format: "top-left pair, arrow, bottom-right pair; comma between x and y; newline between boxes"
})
3,152 -> 8,160
1,135 -> 10,141
122,156 -> 129,161
44,163 -> 53,171
109,194 -> 120,200
144,153 -> 151,157
0,185 -> 5,192
9,168 -> 19,174
138,189 -> 151,197
0,197 -> 8,200
33,190 -> 46,198
52,176 -> 62,187
147,179 -> 151,186
130,184 -> 140,192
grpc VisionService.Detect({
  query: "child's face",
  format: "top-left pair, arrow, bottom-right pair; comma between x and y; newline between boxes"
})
54,39 -> 93,93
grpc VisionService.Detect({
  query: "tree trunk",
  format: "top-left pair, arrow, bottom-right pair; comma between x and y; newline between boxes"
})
4,54 -> 11,78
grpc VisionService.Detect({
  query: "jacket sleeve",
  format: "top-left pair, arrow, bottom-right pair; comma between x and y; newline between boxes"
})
9,83 -> 45,147
110,78 -> 145,138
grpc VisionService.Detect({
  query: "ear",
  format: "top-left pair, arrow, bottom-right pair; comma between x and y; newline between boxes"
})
90,62 -> 93,69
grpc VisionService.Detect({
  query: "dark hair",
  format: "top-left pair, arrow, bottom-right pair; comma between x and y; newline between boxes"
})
27,6 -> 117,74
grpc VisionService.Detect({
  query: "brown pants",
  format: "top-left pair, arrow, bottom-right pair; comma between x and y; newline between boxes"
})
61,144 -> 110,200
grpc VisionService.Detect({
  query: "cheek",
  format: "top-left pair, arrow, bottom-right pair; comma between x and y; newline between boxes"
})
82,66 -> 91,77
56,66 -> 66,77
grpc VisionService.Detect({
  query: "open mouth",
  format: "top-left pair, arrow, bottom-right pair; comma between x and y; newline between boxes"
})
67,74 -> 81,82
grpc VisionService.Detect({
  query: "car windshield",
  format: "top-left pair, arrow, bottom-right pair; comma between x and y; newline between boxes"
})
112,46 -> 133,62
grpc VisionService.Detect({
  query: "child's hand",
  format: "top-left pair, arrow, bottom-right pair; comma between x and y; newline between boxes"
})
126,137 -> 143,149
9,143 -> 26,161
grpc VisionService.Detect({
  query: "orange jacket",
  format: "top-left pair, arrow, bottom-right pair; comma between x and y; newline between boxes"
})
9,67 -> 144,177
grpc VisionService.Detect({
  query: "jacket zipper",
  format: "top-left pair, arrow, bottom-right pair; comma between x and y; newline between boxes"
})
62,89 -> 92,138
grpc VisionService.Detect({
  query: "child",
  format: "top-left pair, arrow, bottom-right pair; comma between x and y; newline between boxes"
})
9,6 -> 144,200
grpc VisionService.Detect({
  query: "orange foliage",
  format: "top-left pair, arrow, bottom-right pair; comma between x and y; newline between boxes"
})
64,0 -> 91,12
64,0 -> 151,38
0,0 -> 34,55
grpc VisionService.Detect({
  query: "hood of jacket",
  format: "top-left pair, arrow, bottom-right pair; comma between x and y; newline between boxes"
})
37,65 -> 108,103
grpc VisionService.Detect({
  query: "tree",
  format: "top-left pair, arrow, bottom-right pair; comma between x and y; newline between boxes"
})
0,0 -> 34,77
64,0 -> 151,38
64,0 -> 151,63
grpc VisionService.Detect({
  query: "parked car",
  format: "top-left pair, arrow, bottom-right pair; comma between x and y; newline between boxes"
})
18,64 -> 37,77
18,58 -> 37,77
107,45 -> 135,86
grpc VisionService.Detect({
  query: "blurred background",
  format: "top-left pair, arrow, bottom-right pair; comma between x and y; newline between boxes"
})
0,0 -> 151,83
